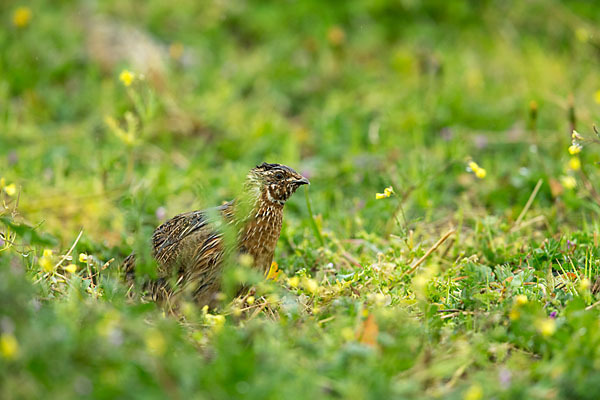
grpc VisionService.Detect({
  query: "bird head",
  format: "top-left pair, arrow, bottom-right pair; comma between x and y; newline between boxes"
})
246,163 -> 310,205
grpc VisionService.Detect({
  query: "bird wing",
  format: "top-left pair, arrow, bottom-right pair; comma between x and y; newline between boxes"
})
151,202 -> 233,266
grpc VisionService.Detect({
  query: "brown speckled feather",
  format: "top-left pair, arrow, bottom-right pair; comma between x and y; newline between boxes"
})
123,163 -> 309,307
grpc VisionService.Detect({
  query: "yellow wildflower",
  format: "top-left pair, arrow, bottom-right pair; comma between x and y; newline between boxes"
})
467,160 -> 486,179
4,183 -> 17,196
375,186 -> 394,200
205,313 -> 226,332
537,318 -> 556,337
287,276 -> 300,288
0,334 -> 19,360
79,253 -> 88,263
509,308 -> 520,321
64,264 -> 77,273
145,330 -> 166,355
39,257 -> 53,272
514,295 -> 528,305
303,278 -> 319,294
568,144 -> 582,155
266,261 -> 281,280
560,175 -> 576,190
239,253 -> 254,267
579,278 -> 591,291
246,296 -> 255,305
341,327 -> 355,341
119,70 -> 135,87
568,157 -> 581,171
595,91 -> 600,105
572,130 -> 583,140
39,250 -> 54,272
463,383 -> 483,400
12,7 -> 31,28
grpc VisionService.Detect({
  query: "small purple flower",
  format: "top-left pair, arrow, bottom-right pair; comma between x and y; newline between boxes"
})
155,206 -> 166,221
499,368 -> 512,388
549,311 -> 557,319
566,240 -> 576,251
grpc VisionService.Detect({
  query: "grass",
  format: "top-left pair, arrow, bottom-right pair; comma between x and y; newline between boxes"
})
3,0 -> 600,398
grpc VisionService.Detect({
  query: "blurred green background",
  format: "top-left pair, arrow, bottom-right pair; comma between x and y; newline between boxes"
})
3,0 -> 600,399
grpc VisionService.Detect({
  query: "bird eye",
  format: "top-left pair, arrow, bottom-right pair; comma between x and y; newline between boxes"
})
275,172 -> 284,180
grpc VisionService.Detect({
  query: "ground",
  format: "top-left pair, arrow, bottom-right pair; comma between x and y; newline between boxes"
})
2,1 -> 600,399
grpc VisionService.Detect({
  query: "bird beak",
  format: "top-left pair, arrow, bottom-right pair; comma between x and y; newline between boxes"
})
295,177 -> 310,185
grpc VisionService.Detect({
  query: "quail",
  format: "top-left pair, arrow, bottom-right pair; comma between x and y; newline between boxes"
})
123,163 -> 309,307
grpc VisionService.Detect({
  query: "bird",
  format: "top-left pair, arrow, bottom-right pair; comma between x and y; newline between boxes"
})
122,162 -> 309,308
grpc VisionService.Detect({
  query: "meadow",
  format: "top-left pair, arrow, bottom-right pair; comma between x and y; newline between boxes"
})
2,1 -> 600,398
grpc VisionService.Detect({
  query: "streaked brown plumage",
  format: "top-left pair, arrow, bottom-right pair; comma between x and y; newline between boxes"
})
123,163 -> 309,307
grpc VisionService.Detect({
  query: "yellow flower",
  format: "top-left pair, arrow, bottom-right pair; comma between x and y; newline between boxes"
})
509,308 -> 520,321
39,257 -> 54,272
514,295 -> 528,305
341,327 -> 355,341
595,91 -> 600,104
579,278 -> 591,291
12,7 -> 32,28
145,330 -> 166,355
39,250 -> 55,272
463,383 -> 483,400
287,276 -> 300,288
3,183 -> 16,196
239,253 -> 254,267
569,157 -> 581,171
537,318 -> 556,337
266,261 -> 281,280
246,296 -> 255,305
64,264 -> 77,273
205,313 -> 226,332
119,70 -> 135,87
375,186 -> 394,200
0,334 -> 19,360
568,144 -> 582,155
572,130 -> 583,140
467,160 -> 486,179
303,278 -> 319,294
560,175 -> 576,190
0,177 -> 5,188
79,253 -> 88,263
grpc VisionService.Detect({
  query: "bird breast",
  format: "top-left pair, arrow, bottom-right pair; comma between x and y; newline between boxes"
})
241,203 -> 284,273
